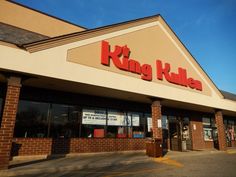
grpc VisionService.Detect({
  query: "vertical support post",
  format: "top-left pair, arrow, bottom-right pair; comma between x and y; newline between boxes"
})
151,100 -> 162,140
0,77 -> 21,170
215,110 -> 226,151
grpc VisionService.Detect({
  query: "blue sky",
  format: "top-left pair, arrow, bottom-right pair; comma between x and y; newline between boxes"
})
15,0 -> 236,94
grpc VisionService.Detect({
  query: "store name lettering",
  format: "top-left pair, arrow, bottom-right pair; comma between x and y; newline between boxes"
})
101,40 -> 202,91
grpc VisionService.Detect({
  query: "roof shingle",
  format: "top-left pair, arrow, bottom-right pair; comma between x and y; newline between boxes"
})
0,22 -> 49,45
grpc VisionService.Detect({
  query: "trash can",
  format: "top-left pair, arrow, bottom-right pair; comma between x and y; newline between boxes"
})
146,138 -> 162,157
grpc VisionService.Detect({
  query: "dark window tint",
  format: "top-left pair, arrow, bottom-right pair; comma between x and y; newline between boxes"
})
50,104 -> 80,138
0,98 -> 3,124
14,100 -> 50,138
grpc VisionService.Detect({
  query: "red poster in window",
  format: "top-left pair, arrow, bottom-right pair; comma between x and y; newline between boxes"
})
94,129 -> 105,138
117,134 -> 126,138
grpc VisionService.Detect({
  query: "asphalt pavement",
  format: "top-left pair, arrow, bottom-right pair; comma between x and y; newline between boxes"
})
1,149 -> 236,177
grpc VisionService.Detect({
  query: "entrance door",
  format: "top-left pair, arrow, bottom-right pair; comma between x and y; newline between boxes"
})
168,116 -> 192,151
224,120 -> 235,148
169,116 -> 181,151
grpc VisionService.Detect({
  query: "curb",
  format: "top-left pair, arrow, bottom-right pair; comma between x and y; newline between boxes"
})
164,150 -> 224,158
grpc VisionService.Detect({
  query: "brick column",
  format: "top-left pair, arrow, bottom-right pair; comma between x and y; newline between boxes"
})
0,77 -> 21,170
215,110 -> 226,151
151,100 -> 162,139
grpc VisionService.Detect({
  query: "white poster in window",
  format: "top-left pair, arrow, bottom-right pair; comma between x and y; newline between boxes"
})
147,117 -> 152,132
82,108 -> 106,125
204,128 -> 213,141
132,114 -> 140,126
158,119 -> 162,128
107,110 -> 126,126
127,113 -> 140,127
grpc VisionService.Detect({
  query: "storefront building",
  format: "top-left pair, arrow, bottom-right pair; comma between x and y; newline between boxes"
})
0,1 -> 236,170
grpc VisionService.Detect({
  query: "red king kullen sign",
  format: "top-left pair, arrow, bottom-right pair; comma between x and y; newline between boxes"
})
101,40 -> 202,91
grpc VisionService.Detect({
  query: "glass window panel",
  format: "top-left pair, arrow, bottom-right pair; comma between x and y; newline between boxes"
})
14,100 -> 50,138
202,117 -> 215,141
202,117 -> 211,126
183,117 -> 189,124
108,110 -> 126,126
107,110 -> 127,138
203,128 -> 213,141
129,112 -> 145,138
211,118 -> 216,128
81,107 -> 106,138
127,112 -> 141,127
234,124 -> 236,141
228,120 -> 234,126
0,98 -> 3,113
147,117 -> 152,131
182,117 -> 190,140
0,98 -> 3,126
50,104 -> 79,138
144,114 -> 152,137
168,116 -> 177,123
224,119 -> 227,125
162,115 -> 168,130
228,120 -> 235,141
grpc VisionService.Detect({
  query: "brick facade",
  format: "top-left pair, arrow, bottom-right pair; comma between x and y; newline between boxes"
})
0,80 -> 231,168
151,100 -> 162,139
215,110 -> 226,151
0,77 -> 21,170
11,138 -> 52,156
11,138 -> 146,156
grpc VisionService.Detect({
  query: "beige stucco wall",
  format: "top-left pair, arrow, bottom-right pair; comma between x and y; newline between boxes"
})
67,25 -> 211,96
0,1 -> 85,37
0,19 -> 235,113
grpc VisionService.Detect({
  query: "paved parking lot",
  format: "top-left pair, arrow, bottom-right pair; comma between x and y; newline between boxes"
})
1,150 -> 236,177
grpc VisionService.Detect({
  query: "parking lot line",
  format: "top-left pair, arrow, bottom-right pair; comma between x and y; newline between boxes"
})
152,157 -> 184,168
226,149 -> 236,154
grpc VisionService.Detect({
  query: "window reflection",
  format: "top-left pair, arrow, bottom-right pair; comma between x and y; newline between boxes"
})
224,119 -> 236,147
14,100 -> 50,138
81,107 -> 106,138
145,114 -> 152,137
129,112 -> 145,138
14,100 -> 152,139
107,110 -> 127,138
50,104 -> 80,138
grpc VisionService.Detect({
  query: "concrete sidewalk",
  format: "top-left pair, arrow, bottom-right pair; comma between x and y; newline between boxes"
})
0,149 -> 231,177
